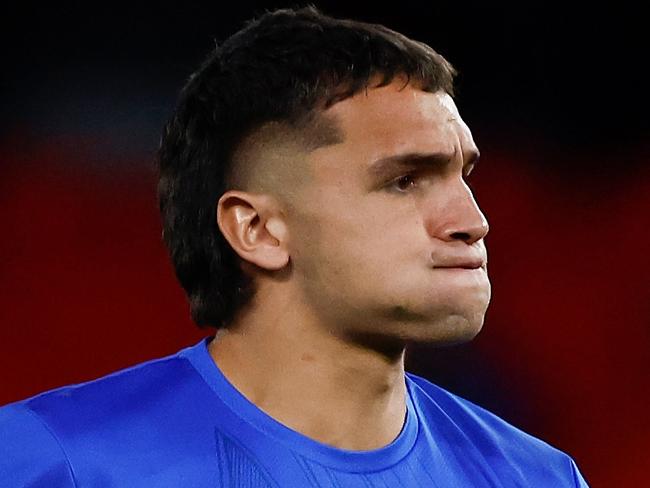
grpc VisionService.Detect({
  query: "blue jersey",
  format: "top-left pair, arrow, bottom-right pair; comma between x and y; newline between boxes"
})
0,337 -> 588,487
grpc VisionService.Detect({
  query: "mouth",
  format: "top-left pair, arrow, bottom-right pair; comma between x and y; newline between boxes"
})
447,265 -> 482,270
436,261 -> 486,270
430,248 -> 488,271
436,267 -> 486,273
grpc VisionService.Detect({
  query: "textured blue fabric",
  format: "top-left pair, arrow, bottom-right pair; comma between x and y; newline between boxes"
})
0,338 -> 589,487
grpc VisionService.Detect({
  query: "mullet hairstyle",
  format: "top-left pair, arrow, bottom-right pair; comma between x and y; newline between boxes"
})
156,5 -> 458,329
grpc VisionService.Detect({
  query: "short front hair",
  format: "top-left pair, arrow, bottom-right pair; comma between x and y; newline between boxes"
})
156,6 -> 457,329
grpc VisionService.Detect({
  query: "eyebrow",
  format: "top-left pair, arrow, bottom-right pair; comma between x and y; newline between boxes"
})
366,150 -> 480,179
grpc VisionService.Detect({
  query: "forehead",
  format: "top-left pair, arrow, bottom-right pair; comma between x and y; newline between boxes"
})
308,82 -> 476,179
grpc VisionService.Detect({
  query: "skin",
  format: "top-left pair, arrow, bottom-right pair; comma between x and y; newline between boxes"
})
212,78 -> 490,451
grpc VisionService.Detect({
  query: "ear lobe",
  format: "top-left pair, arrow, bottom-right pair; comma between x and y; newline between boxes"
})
216,191 -> 290,271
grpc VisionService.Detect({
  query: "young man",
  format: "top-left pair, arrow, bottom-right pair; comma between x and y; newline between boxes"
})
0,7 -> 589,486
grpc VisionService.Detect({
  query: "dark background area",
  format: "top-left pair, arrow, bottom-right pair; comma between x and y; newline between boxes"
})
2,2 -> 649,486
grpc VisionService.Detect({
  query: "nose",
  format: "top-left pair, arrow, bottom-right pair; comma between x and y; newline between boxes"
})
425,178 -> 489,244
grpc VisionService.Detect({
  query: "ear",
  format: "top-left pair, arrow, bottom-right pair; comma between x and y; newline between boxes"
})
216,190 -> 289,271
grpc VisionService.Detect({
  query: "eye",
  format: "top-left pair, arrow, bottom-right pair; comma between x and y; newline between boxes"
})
388,173 -> 418,193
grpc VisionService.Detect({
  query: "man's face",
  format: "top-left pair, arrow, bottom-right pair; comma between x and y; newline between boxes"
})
286,80 -> 490,348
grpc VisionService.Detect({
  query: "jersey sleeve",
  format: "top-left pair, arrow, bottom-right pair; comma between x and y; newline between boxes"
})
0,402 -> 76,487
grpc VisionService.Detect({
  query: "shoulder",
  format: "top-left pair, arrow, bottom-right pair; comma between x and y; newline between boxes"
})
0,342 -> 213,485
6,345 -> 200,428
407,371 -> 560,453
406,372 -> 589,487
0,402 -> 77,486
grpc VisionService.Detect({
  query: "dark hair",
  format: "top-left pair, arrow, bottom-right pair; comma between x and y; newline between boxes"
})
156,6 -> 457,329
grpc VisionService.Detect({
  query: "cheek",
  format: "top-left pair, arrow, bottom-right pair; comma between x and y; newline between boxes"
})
290,183 -> 428,277
296,212 -> 426,293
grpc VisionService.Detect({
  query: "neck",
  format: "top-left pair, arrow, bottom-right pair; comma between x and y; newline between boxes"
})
208,286 -> 408,451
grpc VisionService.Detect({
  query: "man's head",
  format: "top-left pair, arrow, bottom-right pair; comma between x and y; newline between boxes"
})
157,6 -> 489,345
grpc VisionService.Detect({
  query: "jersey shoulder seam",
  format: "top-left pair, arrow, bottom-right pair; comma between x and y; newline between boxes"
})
22,402 -> 79,488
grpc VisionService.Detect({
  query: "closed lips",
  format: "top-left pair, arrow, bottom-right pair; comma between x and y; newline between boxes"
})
435,258 -> 485,269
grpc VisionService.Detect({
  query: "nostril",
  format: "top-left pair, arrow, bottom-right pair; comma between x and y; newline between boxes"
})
450,231 -> 472,242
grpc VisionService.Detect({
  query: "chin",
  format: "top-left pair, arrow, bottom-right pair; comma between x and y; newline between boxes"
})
437,312 -> 486,345
346,308 -> 486,355
435,286 -> 491,344
409,307 -> 487,346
